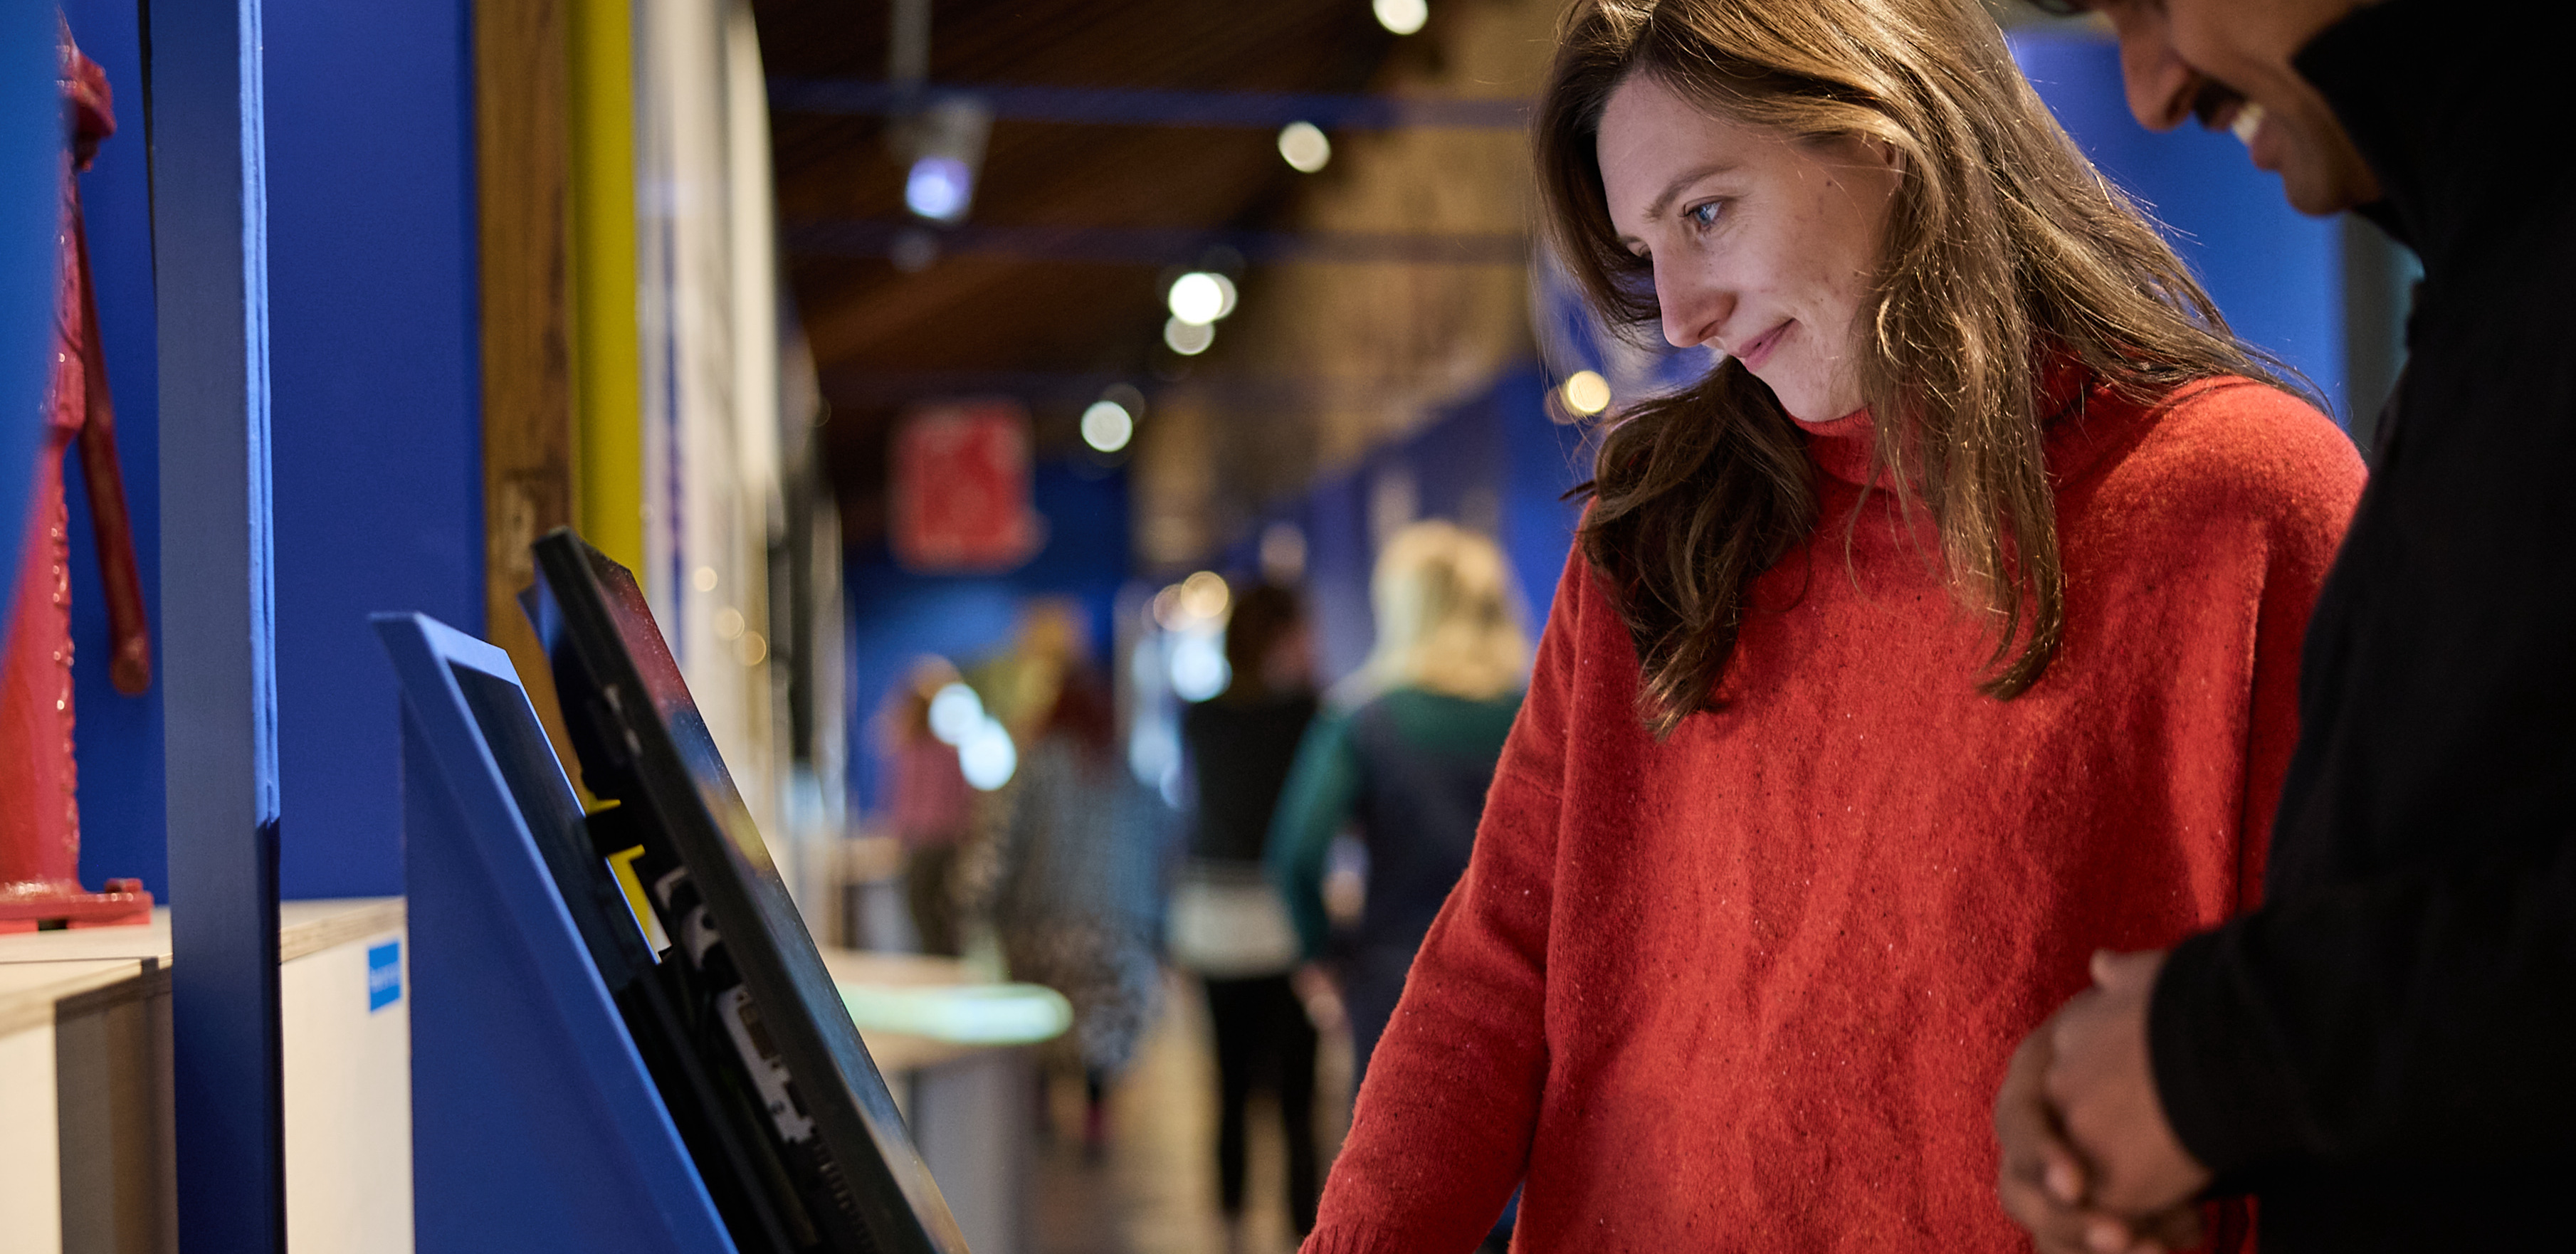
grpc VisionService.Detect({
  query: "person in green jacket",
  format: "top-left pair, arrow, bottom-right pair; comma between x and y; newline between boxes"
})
1268,520 -> 1529,1087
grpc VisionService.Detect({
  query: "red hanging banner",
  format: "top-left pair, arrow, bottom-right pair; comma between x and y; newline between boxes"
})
890,399 -> 1043,572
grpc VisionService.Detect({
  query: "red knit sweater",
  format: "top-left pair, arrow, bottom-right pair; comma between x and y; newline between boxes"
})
1303,376 -> 2365,1253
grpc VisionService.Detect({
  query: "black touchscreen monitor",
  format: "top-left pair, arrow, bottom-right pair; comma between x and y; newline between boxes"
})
522,527 -> 969,1254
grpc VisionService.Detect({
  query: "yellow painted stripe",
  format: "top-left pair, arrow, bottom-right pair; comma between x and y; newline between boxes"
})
603,841 -> 667,952
569,0 -> 645,574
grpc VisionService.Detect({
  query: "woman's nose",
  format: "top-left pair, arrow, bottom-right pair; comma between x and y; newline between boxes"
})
1656,263 -> 1730,351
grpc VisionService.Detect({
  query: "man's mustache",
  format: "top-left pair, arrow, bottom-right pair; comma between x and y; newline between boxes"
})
2189,77 -> 2248,130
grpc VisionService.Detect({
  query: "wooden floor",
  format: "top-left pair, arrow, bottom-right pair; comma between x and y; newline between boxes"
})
1031,971 -> 1354,1254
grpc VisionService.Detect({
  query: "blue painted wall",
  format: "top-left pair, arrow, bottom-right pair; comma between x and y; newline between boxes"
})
1221,366 -> 1589,690
0,0 -> 59,590
2012,30 -> 2348,422
844,460 -> 1130,818
65,0 -> 482,901
264,0 -> 483,898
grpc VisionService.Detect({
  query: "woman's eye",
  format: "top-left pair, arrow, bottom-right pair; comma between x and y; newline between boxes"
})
1686,201 -> 1725,228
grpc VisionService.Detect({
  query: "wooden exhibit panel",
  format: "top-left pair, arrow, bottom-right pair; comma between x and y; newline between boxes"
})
476,0 -> 585,789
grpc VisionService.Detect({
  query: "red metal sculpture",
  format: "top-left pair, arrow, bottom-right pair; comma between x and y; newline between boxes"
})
0,33 -> 152,933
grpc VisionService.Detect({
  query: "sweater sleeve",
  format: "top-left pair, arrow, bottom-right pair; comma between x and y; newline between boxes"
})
1268,710 -> 1361,961
2225,398 -> 2364,914
1302,550 -> 1582,1254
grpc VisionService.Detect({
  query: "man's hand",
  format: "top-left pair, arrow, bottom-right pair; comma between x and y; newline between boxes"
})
1996,1028 -> 2110,1254
1998,950 -> 2212,1253
2046,949 -> 2214,1246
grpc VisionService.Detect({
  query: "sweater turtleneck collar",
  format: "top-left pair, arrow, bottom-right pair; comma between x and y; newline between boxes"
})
1799,356 -> 2099,491
1799,409 -> 1883,488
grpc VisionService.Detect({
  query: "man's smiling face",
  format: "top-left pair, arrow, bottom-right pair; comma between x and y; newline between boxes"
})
2080,0 -> 2382,215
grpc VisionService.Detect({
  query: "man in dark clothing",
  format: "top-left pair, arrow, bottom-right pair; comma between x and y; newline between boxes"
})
1993,1 -> 2576,1251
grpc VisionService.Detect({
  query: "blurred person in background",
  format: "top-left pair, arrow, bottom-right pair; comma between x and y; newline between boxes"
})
1174,581 -> 1324,1248
1298,0 -> 2365,1250
1272,522 -> 1527,1254
962,626 -> 1166,1154
1270,521 -> 1525,1091
981,598 -> 1088,734
882,658 -> 973,956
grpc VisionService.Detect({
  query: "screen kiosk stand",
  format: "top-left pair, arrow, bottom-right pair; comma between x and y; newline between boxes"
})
377,612 -> 737,1254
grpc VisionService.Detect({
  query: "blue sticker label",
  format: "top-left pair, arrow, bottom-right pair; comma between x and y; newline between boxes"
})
368,941 -> 402,1011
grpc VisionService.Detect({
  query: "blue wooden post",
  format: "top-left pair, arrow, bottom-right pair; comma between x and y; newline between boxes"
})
150,0 -> 284,1248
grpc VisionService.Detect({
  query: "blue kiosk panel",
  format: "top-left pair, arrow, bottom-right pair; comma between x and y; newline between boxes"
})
375,612 -> 734,1254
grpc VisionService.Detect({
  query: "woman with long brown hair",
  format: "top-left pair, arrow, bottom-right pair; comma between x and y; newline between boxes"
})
1300,1 -> 2364,1250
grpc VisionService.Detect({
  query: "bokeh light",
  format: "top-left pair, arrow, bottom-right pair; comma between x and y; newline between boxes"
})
1164,317 -> 1214,356
959,717 -> 1018,790
1374,0 -> 1428,36
1278,121 -> 1331,173
1168,635 -> 1231,702
927,682 -> 984,745
1179,570 -> 1231,620
1561,369 -> 1612,416
1167,271 -> 1227,325
1081,400 -> 1135,453
905,155 -> 973,222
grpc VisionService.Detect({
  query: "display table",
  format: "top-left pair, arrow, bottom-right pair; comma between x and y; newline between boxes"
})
822,947 -> 1071,1254
3,912 -> 1060,1254
0,898 -> 409,1254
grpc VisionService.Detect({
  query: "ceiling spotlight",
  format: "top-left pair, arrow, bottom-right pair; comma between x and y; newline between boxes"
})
905,156 -> 972,222
1374,0 -> 1428,36
1081,400 -> 1134,453
1560,369 -> 1612,416
1164,317 -> 1215,356
899,96 -> 993,224
1168,272 -> 1229,325
1278,121 -> 1332,173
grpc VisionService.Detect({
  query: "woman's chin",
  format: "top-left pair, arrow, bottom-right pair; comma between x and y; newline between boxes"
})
1772,388 -> 1845,426
1756,374 -> 1861,426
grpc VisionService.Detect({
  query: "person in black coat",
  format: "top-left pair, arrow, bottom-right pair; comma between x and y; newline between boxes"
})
1994,3 -> 2576,1252
1177,583 -> 1323,1247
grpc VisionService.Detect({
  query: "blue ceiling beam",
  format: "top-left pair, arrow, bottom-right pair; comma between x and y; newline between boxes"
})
769,78 -> 1532,131
785,219 -> 1527,267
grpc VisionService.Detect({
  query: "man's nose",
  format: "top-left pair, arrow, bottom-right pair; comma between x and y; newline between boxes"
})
2115,20 -> 2198,132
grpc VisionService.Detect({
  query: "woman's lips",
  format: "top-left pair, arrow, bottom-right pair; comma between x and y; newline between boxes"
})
1735,321 -> 1791,372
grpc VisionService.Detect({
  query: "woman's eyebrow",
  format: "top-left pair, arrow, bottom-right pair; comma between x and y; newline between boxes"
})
1644,161 -> 1738,222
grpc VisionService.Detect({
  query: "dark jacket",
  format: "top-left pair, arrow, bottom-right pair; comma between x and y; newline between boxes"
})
1267,687 -> 1520,1078
2146,1 -> 2576,1246
1182,692 -> 1318,863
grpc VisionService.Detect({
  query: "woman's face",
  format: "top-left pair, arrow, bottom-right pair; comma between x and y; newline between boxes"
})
1596,73 -> 1903,424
